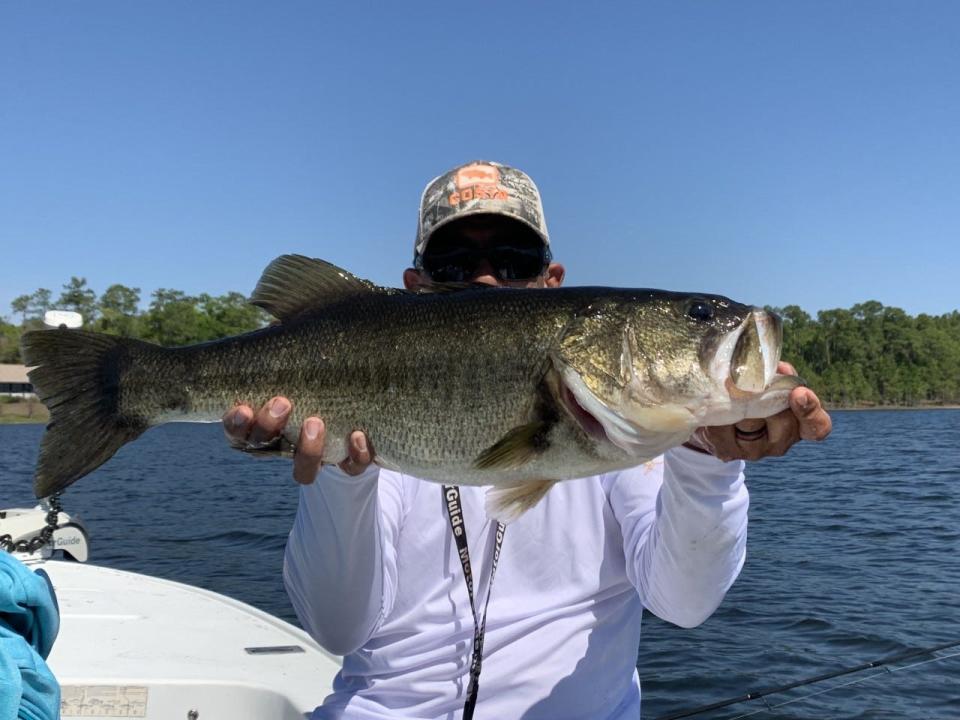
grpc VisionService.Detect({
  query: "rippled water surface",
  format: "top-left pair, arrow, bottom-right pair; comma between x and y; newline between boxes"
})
2,410 -> 959,718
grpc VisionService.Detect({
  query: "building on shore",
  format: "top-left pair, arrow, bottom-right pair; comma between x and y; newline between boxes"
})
0,364 -> 34,397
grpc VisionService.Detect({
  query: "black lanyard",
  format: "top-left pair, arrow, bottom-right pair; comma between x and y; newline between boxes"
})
442,485 -> 506,720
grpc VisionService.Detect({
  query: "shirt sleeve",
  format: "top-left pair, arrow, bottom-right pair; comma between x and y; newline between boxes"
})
282,464 -> 403,655
609,447 -> 749,628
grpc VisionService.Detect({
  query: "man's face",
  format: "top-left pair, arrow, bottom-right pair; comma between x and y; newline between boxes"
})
407,215 -> 564,290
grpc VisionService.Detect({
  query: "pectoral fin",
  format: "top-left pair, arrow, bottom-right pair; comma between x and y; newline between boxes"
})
485,479 -> 557,523
473,422 -> 550,470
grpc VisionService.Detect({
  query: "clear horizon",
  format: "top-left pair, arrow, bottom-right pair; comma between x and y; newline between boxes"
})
3,2 -> 958,321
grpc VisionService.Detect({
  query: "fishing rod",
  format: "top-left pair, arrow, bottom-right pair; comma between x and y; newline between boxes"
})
654,637 -> 960,720
724,649 -> 960,720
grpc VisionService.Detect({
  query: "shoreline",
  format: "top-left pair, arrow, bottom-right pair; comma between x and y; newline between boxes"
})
0,400 -> 49,424
825,404 -> 960,412
0,415 -> 46,425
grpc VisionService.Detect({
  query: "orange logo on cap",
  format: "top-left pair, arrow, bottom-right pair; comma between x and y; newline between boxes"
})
449,163 -> 509,206
456,164 -> 500,188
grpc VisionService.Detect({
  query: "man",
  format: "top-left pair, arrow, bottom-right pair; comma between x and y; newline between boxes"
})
223,161 -> 832,719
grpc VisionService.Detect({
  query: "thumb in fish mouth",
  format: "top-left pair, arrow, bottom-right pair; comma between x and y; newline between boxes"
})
688,418 -> 771,461
733,419 -> 767,441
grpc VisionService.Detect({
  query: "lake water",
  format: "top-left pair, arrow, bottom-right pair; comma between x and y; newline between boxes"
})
2,410 -> 959,718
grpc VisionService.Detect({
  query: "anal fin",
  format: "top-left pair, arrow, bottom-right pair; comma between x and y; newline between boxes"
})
485,480 -> 557,524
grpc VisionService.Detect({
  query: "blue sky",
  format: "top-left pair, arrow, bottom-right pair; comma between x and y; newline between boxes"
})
2,1 -> 958,321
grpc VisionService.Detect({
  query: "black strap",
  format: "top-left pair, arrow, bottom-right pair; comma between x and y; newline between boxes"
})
443,485 -> 506,720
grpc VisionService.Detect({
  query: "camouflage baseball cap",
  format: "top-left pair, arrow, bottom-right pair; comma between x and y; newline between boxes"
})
414,161 -> 550,263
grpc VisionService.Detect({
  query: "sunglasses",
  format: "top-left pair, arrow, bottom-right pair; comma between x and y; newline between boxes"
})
420,243 -> 551,283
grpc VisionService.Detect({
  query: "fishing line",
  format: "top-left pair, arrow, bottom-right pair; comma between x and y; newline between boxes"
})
725,650 -> 960,719
654,638 -> 960,720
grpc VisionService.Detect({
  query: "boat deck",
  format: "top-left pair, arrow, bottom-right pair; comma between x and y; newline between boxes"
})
35,559 -> 340,719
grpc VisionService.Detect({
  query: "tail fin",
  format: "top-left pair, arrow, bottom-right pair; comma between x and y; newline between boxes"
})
21,329 -> 155,498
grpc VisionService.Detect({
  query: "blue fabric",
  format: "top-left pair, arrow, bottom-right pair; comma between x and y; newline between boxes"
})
0,554 -> 60,720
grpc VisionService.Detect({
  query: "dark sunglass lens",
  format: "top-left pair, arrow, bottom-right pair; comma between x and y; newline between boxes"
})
428,265 -> 465,282
422,249 -> 474,282
490,246 -> 545,280
423,243 -> 545,282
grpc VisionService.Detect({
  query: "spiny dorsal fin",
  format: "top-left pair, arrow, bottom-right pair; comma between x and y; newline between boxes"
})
251,254 -> 384,321
485,479 -> 557,523
473,421 -> 551,470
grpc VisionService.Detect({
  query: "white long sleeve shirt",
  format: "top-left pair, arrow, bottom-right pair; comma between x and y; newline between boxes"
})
284,447 -> 748,719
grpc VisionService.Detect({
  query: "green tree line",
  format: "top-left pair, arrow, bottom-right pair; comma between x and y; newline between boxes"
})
1,278 -> 269,362
771,301 -> 960,407
1,282 -> 958,407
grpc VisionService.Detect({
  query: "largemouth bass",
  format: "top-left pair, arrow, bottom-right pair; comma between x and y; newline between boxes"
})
22,255 -> 801,520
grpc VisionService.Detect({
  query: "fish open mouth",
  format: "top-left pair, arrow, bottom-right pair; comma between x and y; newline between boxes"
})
705,309 -> 805,423
731,314 -> 765,393
717,309 -> 783,397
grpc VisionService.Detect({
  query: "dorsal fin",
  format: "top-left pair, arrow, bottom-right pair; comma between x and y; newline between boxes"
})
251,255 -> 383,321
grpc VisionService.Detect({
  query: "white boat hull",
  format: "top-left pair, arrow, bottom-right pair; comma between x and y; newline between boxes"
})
36,559 -> 340,719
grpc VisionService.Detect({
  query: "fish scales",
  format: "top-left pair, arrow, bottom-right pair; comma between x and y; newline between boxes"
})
152,288 -> 582,468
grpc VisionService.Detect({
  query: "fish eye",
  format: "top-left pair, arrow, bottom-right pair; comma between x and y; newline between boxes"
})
687,299 -> 714,321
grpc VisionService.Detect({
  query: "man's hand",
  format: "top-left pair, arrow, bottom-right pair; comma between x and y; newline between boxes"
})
222,397 -> 373,484
691,362 -> 832,462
